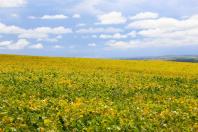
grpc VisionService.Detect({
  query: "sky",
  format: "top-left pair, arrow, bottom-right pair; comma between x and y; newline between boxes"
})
0,0 -> 198,58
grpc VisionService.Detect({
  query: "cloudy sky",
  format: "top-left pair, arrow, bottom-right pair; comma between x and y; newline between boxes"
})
0,0 -> 198,58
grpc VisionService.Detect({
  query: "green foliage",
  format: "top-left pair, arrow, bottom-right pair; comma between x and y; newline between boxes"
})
0,55 -> 198,131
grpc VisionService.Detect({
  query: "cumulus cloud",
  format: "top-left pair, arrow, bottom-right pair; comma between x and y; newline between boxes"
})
88,43 -> 96,47
0,39 -> 29,50
29,43 -> 44,49
41,14 -> 68,20
0,22 -> 72,40
106,40 -> 136,50
133,15 -> 198,38
99,33 -> 127,39
54,45 -> 63,49
28,16 -> 37,19
130,12 -> 159,20
0,0 -> 26,8
105,13 -> 198,49
10,13 -> 19,18
72,0 -> 198,19
128,17 -> 178,30
42,35 -> 63,42
31,27 -> 71,34
98,11 -> 127,25
127,31 -> 137,38
19,26 -> 72,40
72,14 -> 81,18
72,0 -> 105,14
0,22 -> 25,34
0,39 -> 44,50
106,35 -> 198,50
99,32 -> 136,39
76,27 -> 123,34
18,33 -> 48,40
72,0 -> 146,14
28,14 -> 68,20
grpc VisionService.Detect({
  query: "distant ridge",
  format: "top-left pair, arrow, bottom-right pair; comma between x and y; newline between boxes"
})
0,54 -> 198,62
120,55 -> 198,63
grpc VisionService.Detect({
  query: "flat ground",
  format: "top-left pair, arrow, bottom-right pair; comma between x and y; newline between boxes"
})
0,55 -> 197,131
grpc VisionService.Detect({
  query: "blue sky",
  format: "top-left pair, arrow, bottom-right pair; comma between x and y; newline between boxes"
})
0,0 -> 198,58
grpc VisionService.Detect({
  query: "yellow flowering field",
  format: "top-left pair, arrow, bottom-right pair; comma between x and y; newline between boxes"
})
0,55 -> 198,131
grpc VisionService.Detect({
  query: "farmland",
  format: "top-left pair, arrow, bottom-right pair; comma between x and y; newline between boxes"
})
0,55 -> 198,131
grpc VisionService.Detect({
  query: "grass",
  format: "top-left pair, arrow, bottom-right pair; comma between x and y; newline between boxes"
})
0,54 -> 198,131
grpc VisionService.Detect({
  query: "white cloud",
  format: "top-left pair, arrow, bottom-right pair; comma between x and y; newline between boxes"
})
99,32 -> 136,39
108,13 -> 198,49
54,45 -> 63,49
0,39 -> 45,50
28,16 -> 37,19
0,39 -> 29,50
0,22 -> 25,34
72,0 -> 198,18
99,33 -> 127,39
10,13 -> 19,18
76,27 -> 123,34
130,12 -> 159,20
29,43 -> 44,49
41,14 -> 68,20
128,17 -> 179,29
106,34 -> 198,50
72,0 -> 146,15
98,11 -> 127,25
32,27 -> 71,34
127,31 -> 137,38
28,15 -> 68,20
72,0 -> 104,14
106,40 -> 136,50
0,39 -> 44,50
88,43 -> 96,47
129,15 -> 198,39
0,0 -> 26,8
19,28 -> 68,40
0,41 -> 12,48
0,22 -> 72,40
9,39 -> 29,50
128,15 -> 198,30
43,35 -> 63,42
73,14 -> 81,18
18,33 -> 48,40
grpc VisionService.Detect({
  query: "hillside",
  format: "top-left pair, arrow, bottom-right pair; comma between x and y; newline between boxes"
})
0,55 -> 198,131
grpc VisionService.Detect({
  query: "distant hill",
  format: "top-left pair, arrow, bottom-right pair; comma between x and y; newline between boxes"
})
123,55 -> 198,63
160,55 -> 198,63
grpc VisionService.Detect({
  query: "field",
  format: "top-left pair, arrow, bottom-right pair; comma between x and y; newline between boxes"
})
0,55 -> 198,131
